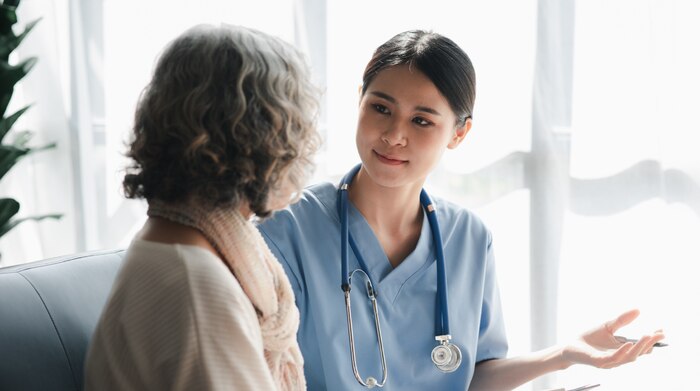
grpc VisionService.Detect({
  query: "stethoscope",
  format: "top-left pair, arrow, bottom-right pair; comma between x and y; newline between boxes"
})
338,164 -> 462,389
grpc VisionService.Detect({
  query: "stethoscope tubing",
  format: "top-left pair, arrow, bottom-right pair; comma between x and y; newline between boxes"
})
339,165 -> 377,292
338,164 -> 451,338
421,191 -> 450,337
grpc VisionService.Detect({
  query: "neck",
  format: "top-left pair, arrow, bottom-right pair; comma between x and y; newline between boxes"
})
348,166 -> 423,237
238,203 -> 254,219
347,167 -> 425,267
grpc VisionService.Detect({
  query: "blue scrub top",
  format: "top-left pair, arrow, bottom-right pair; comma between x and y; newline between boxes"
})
257,182 -> 508,390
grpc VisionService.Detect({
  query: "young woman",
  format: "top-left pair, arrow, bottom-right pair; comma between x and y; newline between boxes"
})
84,24 -> 319,390
257,30 -> 665,390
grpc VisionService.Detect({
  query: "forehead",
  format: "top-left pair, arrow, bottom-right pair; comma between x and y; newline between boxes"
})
365,65 -> 451,111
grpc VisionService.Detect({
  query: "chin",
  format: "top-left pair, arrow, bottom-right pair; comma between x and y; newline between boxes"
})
363,164 -> 410,188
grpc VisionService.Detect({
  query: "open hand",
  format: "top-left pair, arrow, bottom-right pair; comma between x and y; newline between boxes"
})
562,309 -> 665,369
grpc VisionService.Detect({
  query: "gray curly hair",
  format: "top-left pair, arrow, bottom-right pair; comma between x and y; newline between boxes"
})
123,24 -> 320,217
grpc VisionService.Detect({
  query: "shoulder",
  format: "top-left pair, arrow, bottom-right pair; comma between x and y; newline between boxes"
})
431,194 -> 492,246
122,240 -> 230,286
286,181 -> 338,220
258,181 -> 338,237
256,182 -> 339,291
175,244 -> 251,303
118,240 -> 254,316
112,240 -> 260,343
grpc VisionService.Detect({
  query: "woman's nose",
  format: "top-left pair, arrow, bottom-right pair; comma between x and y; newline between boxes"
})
381,119 -> 407,146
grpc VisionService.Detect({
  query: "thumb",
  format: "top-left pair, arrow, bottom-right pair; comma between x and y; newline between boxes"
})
605,309 -> 640,333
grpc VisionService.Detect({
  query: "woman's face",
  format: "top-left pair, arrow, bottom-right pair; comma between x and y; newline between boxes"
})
356,65 -> 470,190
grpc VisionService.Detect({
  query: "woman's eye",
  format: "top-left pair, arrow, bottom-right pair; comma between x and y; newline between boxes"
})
372,104 -> 390,114
413,117 -> 432,126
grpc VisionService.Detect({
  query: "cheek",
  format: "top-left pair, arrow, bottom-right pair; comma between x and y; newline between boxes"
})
414,130 -> 452,160
355,113 -> 373,146
355,123 -> 363,149
434,126 -> 458,148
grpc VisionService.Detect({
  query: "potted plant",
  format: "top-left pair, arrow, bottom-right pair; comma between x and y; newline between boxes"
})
0,0 -> 61,260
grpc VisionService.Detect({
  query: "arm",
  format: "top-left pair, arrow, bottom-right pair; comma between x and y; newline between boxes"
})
469,346 -> 568,391
468,309 -> 665,391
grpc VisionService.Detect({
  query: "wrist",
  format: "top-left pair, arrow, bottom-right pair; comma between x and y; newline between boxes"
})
556,345 -> 574,370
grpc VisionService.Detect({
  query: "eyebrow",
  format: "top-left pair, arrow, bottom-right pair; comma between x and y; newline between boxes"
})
369,91 -> 442,116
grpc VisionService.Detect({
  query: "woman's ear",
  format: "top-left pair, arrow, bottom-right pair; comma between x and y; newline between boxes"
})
447,118 -> 472,149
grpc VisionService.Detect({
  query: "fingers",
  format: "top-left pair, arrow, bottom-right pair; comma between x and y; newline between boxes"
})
597,331 -> 665,368
644,331 -> 666,355
604,309 -> 640,334
627,334 -> 663,361
644,329 -> 665,354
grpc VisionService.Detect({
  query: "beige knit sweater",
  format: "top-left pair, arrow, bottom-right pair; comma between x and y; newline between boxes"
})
84,240 -> 281,390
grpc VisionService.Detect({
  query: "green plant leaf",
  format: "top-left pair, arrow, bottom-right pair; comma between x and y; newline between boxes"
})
12,17 -> 39,49
0,56 -> 36,88
0,213 -> 61,238
0,104 -> 29,142
0,57 -> 35,115
10,128 -> 30,147
26,141 -> 56,153
0,37 -> 16,61
0,197 -> 19,227
0,142 -> 56,181
0,17 -> 39,60
0,144 -> 28,180
0,91 -> 10,117
0,5 -> 17,36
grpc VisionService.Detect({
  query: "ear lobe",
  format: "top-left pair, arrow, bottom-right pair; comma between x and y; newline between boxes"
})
447,118 -> 472,149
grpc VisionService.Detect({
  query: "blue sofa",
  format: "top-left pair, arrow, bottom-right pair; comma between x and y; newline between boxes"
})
0,249 -> 125,390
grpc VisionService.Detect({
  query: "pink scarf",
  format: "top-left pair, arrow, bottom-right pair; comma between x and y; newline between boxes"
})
148,199 -> 305,391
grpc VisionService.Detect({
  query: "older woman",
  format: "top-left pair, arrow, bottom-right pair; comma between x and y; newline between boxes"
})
84,24 -> 319,391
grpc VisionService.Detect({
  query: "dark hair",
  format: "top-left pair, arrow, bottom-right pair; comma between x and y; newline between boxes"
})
362,30 -> 475,126
123,24 -> 320,217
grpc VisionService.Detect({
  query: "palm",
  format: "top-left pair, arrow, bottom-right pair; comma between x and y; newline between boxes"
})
562,309 -> 665,369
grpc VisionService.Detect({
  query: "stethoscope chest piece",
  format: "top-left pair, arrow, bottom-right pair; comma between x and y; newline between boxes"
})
431,335 -> 462,373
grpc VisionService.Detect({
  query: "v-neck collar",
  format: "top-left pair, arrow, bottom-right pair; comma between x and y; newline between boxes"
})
346,199 -> 434,303
309,181 -> 437,304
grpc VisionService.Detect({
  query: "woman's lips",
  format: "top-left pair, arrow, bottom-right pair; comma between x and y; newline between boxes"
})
373,150 -> 407,165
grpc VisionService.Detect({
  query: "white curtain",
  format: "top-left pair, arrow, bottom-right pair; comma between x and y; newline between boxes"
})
555,1 -> 699,390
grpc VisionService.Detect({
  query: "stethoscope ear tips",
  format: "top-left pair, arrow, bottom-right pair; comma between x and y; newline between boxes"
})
431,339 -> 462,373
